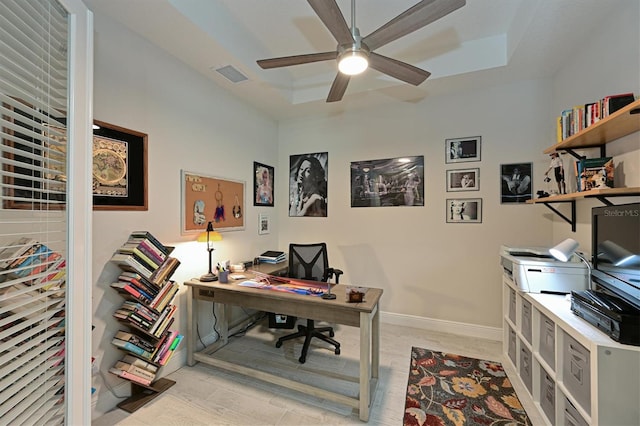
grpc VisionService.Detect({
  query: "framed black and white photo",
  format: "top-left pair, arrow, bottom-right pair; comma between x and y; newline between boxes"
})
258,213 -> 270,235
289,152 -> 328,217
350,156 -> 424,207
253,162 -> 274,207
446,198 -> 482,223
445,136 -> 481,164
500,162 -> 532,203
446,168 -> 479,192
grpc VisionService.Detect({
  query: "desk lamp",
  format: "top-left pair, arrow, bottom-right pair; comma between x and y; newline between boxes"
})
549,238 -> 592,290
197,221 -> 222,282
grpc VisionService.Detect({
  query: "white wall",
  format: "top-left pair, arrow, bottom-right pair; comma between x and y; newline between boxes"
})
277,79 -> 553,328
90,16 -> 279,417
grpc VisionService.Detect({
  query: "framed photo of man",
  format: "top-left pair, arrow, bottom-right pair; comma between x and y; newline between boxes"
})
445,136 -> 481,164
253,162 -> 274,207
289,152 -> 328,217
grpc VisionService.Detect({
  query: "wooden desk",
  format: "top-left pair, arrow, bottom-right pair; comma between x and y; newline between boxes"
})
183,266 -> 383,422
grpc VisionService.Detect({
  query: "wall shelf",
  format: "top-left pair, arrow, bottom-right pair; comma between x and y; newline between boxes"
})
543,99 -> 640,154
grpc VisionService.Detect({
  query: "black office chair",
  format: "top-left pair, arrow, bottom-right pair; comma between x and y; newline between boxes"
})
275,242 -> 342,363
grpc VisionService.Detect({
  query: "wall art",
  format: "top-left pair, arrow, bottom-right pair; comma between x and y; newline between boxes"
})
289,152 -> 328,217
351,156 -> 424,207
253,162 -> 274,207
445,136 -> 481,164
446,198 -> 482,223
93,120 -> 148,211
181,170 -> 245,233
447,168 -> 479,192
500,162 -> 532,203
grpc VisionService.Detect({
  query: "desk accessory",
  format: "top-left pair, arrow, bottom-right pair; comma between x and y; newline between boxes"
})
197,221 -> 222,282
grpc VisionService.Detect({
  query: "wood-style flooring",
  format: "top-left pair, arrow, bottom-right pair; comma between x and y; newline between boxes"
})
94,318 -> 544,425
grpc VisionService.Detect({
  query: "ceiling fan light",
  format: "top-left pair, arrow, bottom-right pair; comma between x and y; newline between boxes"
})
338,51 -> 368,75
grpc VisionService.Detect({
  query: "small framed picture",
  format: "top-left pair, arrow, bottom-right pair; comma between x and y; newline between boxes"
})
258,213 -> 270,235
447,168 -> 479,192
500,162 -> 533,203
446,198 -> 482,223
254,162 -> 274,207
445,136 -> 481,164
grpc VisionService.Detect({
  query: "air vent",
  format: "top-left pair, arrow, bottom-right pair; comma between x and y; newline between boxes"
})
213,65 -> 248,83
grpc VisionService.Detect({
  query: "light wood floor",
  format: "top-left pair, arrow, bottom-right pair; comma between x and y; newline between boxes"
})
94,318 -> 544,425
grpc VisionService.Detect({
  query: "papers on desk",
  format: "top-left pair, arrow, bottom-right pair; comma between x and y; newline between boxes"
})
238,280 -> 326,296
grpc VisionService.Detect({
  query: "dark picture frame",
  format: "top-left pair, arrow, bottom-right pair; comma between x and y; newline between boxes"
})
181,170 -> 245,233
92,120 -> 148,211
445,136 -> 481,164
289,152 -> 328,217
253,161 -> 274,207
446,168 -> 479,192
446,198 -> 482,223
500,162 -> 533,203
350,156 -> 424,207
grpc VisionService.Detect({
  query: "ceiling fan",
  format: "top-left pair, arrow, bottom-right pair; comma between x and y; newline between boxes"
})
257,0 -> 466,103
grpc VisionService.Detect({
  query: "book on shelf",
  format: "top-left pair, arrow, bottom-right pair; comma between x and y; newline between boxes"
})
112,337 -> 154,360
149,257 -> 181,286
0,237 -> 38,270
604,92 -> 635,115
114,360 -> 157,382
150,304 -> 177,337
152,329 -> 178,363
108,366 -> 152,386
577,157 -> 614,192
150,281 -> 179,312
158,334 -> 182,366
9,243 -> 53,275
110,252 -> 154,279
111,281 -> 152,304
129,231 -> 170,256
14,251 -> 62,280
118,274 -> 159,298
121,354 -> 158,373
120,301 -> 160,323
35,257 -> 66,290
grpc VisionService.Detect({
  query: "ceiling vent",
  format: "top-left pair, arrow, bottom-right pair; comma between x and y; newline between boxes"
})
213,65 -> 248,83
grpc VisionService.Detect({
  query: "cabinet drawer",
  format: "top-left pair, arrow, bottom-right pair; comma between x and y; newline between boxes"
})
521,299 -> 532,343
562,333 -> 591,414
508,326 -> 517,365
564,396 -> 588,426
540,369 -> 555,423
519,342 -> 533,393
539,313 -> 555,369
508,287 -> 516,323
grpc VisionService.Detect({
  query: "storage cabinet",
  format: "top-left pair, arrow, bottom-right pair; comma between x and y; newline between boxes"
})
502,275 -> 640,425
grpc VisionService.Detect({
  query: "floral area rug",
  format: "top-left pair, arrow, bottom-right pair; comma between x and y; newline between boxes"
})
404,347 -> 531,426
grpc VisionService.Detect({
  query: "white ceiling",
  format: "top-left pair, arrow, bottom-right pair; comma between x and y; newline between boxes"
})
83,0 -> 628,120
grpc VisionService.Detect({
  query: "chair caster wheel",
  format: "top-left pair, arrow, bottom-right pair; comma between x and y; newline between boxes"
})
329,331 -> 335,337
299,356 -> 306,364
335,348 -> 340,355
275,341 -> 282,348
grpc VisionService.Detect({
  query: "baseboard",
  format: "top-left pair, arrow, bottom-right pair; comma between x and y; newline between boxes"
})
380,311 -> 502,341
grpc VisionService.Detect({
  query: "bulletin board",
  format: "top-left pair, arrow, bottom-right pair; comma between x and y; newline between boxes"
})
181,170 -> 245,233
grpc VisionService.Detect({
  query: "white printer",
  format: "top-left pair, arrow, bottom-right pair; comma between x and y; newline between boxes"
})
500,245 -> 589,294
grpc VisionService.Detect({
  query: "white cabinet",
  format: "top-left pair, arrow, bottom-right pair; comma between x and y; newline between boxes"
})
502,276 -> 640,425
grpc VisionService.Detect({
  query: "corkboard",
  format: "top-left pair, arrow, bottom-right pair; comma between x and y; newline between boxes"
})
181,170 -> 245,233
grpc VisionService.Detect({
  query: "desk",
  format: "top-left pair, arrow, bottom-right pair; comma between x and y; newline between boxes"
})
184,265 -> 383,421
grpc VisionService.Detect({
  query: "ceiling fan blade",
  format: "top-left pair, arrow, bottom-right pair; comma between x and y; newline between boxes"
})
368,52 -> 431,86
363,0 -> 466,51
257,51 -> 337,69
307,0 -> 354,45
326,73 -> 350,102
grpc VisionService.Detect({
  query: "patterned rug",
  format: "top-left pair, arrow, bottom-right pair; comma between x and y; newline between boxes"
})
404,347 -> 531,426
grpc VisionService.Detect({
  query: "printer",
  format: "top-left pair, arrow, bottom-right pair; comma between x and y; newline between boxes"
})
500,245 -> 589,294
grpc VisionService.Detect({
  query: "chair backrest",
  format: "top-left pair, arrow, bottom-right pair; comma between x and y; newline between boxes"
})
288,243 -> 329,282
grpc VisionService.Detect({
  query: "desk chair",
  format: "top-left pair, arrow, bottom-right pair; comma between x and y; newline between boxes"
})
275,242 -> 342,364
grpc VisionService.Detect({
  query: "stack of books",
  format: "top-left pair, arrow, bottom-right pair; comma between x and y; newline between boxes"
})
258,250 -> 286,264
109,354 -> 159,387
110,231 -> 180,283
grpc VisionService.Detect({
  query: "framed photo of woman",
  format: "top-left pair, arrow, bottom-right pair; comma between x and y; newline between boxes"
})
253,162 -> 274,207
289,152 -> 328,217
446,168 -> 479,192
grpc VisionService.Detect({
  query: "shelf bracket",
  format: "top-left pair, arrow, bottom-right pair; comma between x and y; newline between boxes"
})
562,149 -> 586,161
542,200 -> 576,232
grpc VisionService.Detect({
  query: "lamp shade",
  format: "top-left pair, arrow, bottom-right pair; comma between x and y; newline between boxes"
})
197,231 -> 222,243
549,238 -> 579,262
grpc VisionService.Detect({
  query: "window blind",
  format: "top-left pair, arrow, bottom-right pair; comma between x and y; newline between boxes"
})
0,0 -> 69,424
